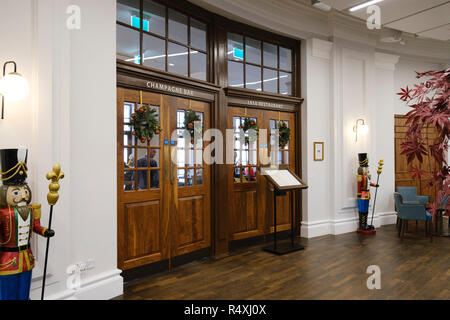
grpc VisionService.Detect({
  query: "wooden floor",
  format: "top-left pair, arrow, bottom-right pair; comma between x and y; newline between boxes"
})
115,224 -> 449,300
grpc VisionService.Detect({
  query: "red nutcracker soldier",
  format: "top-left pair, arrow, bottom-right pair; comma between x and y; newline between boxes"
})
0,148 -> 55,300
357,153 -> 382,234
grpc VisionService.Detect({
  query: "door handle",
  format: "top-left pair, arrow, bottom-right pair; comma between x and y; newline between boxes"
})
164,144 -> 169,182
170,145 -> 176,185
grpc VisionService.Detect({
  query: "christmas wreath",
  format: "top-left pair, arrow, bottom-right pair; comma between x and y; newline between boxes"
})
240,117 -> 259,145
130,106 -> 161,144
278,121 -> 290,148
183,110 -> 203,144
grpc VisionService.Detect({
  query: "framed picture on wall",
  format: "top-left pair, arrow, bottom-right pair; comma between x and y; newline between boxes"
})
314,142 -> 324,161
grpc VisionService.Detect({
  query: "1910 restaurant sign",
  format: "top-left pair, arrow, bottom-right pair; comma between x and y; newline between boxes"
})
247,100 -> 283,109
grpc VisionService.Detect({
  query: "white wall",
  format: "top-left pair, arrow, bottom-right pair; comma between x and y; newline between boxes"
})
394,58 -> 444,115
0,0 -> 121,300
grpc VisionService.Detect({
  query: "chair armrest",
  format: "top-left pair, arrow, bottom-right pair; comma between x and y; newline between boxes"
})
404,200 -> 419,204
417,195 -> 429,205
397,204 -> 428,221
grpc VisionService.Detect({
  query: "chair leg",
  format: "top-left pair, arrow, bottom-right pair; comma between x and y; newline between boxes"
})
425,220 -> 428,237
401,219 -> 406,241
405,220 -> 408,233
416,220 -> 418,232
430,220 -> 433,243
428,220 -> 433,242
396,217 -> 399,229
398,219 -> 402,237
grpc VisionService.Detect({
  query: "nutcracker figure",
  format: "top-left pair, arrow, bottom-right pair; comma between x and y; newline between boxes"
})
0,148 -> 55,300
357,153 -> 379,233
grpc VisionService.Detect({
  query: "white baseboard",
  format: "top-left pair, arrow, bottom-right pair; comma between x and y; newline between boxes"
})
31,269 -> 123,300
301,211 -> 397,238
301,219 -> 331,238
377,211 -> 397,225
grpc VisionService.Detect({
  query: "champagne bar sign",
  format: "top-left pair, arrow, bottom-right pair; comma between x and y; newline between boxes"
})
147,81 -> 194,96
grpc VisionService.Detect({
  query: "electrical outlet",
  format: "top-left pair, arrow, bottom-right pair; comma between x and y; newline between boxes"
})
86,259 -> 95,270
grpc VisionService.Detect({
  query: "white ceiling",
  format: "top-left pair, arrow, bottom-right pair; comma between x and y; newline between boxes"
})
319,0 -> 450,41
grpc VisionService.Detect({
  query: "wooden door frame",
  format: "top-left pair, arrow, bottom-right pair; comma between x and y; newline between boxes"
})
117,61 -> 304,267
117,62 -> 222,267
225,87 -> 304,244
394,114 -> 441,201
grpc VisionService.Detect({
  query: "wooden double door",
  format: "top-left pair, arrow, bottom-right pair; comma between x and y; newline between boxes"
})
395,115 -> 440,202
117,88 -> 211,270
228,106 -> 296,241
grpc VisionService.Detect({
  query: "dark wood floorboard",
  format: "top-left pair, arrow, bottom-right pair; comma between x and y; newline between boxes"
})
115,224 -> 449,300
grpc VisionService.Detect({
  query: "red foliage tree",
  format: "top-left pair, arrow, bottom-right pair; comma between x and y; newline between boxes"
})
397,68 -> 450,217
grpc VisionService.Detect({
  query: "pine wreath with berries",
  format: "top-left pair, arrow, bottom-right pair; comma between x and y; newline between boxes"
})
278,121 -> 290,148
130,106 -> 161,144
183,110 -> 203,144
240,117 -> 259,145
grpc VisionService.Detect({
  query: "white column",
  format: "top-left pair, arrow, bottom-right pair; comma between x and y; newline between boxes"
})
372,52 -> 399,227
301,38 -> 333,238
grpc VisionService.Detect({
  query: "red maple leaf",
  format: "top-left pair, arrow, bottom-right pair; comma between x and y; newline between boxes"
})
400,68 -> 450,214
397,86 -> 413,101
408,166 -> 426,180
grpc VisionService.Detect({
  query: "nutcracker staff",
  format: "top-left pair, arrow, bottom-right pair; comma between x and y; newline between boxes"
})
356,153 -> 379,234
0,148 -> 55,300
368,159 -> 384,230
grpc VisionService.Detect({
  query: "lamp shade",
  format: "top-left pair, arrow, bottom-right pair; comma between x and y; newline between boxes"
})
0,72 -> 30,101
357,124 -> 369,134
357,123 -> 369,135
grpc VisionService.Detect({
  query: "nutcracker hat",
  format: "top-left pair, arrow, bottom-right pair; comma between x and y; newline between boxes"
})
0,148 -> 28,185
358,153 -> 369,167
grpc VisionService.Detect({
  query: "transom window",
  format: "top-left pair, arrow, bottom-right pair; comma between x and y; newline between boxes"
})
227,33 -> 293,95
117,0 -> 208,81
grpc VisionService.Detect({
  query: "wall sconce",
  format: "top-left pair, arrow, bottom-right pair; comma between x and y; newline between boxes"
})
0,61 -> 30,119
353,119 -> 368,142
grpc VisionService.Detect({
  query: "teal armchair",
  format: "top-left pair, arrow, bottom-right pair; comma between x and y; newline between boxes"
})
394,192 -> 432,241
396,186 -> 429,205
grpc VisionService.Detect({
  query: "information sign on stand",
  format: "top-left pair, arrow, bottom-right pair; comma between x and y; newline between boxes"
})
261,167 -> 308,255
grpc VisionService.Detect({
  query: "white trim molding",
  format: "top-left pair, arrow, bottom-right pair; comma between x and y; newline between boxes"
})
374,52 -> 400,71
301,211 -> 397,238
31,269 -> 123,300
311,38 -> 333,60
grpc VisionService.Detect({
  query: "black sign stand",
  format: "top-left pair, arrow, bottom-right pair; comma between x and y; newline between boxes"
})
262,168 -> 308,255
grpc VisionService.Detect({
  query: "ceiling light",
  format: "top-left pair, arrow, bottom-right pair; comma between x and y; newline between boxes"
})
312,0 -> 331,12
349,0 -> 383,12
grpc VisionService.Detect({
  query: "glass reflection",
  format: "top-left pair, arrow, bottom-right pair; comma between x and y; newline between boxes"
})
143,0 -> 165,36
168,42 -> 188,77
245,64 -> 261,91
143,34 -> 166,70
227,33 -> 244,61
117,25 -> 140,63
196,169 -> 203,185
280,72 -> 292,95
263,42 -> 277,68
190,18 -> 207,51
280,47 -> 292,71
168,9 -> 188,45
228,61 -> 244,88
246,38 -> 261,65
